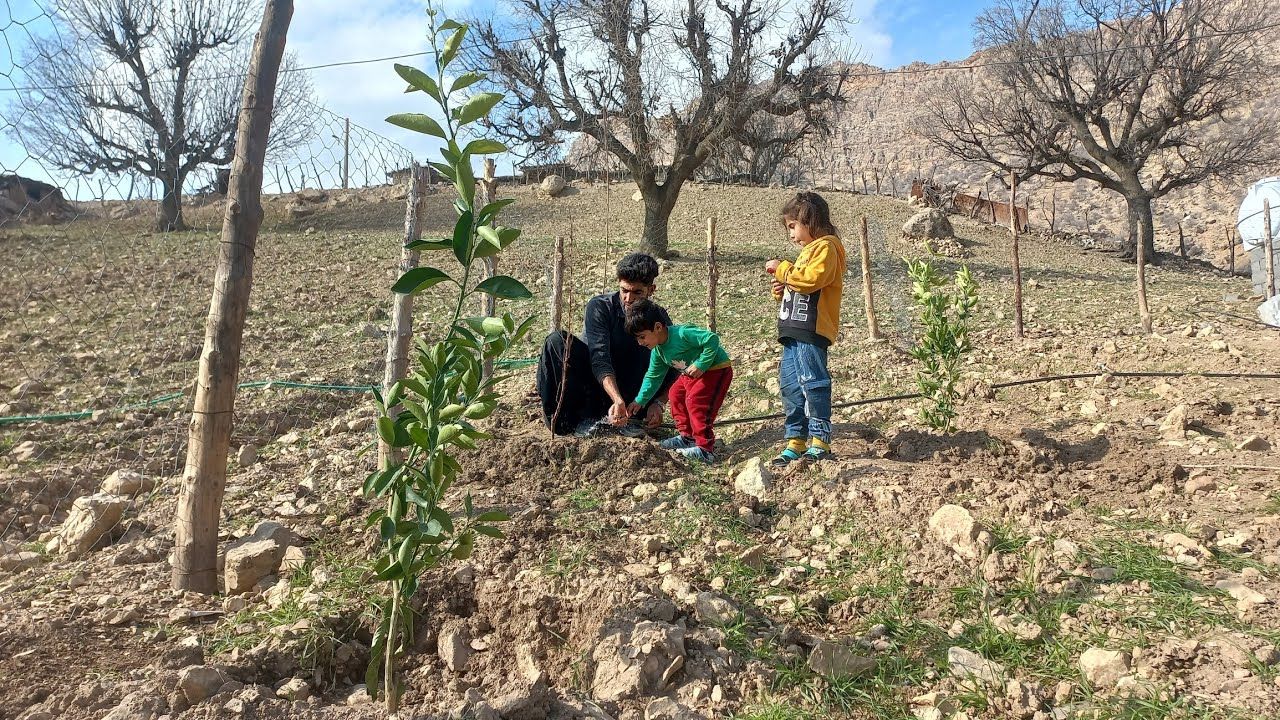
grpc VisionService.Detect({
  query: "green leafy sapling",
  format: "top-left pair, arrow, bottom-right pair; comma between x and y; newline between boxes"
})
364,4 -> 532,713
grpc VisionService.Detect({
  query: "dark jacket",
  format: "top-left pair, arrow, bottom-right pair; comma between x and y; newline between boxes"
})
584,292 -> 678,404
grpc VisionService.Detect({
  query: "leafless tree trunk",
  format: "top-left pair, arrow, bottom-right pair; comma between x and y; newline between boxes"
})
173,0 -> 293,593
924,0 -> 1280,263
10,0 -> 316,233
472,0 -> 851,257
379,164 -> 429,471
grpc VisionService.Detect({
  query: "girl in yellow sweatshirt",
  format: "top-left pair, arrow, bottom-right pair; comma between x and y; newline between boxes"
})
765,191 -> 847,467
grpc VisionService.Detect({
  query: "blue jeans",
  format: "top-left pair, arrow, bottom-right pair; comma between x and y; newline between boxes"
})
779,338 -> 832,444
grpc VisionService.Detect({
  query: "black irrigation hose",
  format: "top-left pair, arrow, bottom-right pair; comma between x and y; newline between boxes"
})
703,369 -> 1280,429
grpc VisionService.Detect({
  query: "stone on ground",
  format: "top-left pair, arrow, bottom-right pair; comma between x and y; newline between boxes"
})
178,665 -> 228,705
1079,647 -> 1130,689
733,457 -> 772,500
591,620 -> 686,702
902,208 -> 954,239
101,469 -> 155,495
808,640 -> 877,679
929,504 -> 991,560
47,493 -> 127,556
947,646 -> 1006,685
541,175 -> 568,197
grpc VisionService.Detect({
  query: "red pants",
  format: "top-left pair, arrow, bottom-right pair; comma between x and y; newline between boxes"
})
669,366 -> 733,452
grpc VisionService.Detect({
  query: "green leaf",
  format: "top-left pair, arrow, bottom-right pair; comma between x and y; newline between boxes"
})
455,92 -> 504,126
392,267 -> 453,295
450,70 -> 485,93
386,113 -> 447,139
474,525 -> 504,539
429,162 -> 456,182
376,416 -> 397,445
394,63 -> 441,101
452,211 -> 474,265
476,198 -> 516,224
463,139 -> 507,156
476,225 -> 501,247
474,275 -> 532,299
405,238 -> 454,252
376,559 -> 406,581
440,26 -> 468,70
429,506 -> 455,534
379,516 -> 396,542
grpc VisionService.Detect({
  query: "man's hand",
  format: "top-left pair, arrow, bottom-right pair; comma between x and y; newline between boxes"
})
626,401 -> 644,419
644,402 -> 665,428
765,259 -> 781,275
608,400 -> 630,426
684,365 -> 705,379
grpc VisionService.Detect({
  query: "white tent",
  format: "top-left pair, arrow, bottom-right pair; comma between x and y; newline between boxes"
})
1236,177 -> 1280,250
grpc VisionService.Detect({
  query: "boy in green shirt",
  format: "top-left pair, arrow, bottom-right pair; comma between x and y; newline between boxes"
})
624,299 -> 733,463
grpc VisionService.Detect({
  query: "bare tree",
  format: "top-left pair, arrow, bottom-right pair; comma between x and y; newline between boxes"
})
924,0 -> 1278,261
472,0 -> 851,256
8,0 -> 316,231
701,112 -> 815,185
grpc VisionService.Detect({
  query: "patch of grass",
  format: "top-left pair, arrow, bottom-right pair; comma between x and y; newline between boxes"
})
988,521 -> 1032,554
564,487 -> 602,512
1263,491 -> 1280,514
542,543 -> 591,580
1087,693 -> 1259,720
1087,537 -> 1198,595
731,701 -> 817,720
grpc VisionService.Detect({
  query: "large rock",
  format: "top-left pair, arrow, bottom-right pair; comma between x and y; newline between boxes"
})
47,493 -> 127,556
438,623 -> 471,673
947,646 -> 1005,684
540,175 -> 568,197
101,469 -> 155,495
1215,579 -> 1270,612
902,209 -> 954,240
223,539 -> 282,595
178,665 -> 228,705
9,440 -> 43,462
102,690 -> 167,720
0,551 -> 41,572
928,505 -> 991,560
694,592 -> 738,626
808,640 -> 877,679
591,620 -> 686,702
1079,647 -> 1129,688
733,457 -> 772,500
1236,435 -> 1271,452
1158,405 -> 1187,440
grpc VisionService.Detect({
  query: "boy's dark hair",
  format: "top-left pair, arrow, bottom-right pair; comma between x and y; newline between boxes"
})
624,298 -> 668,336
616,252 -> 660,285
781,191 -> 839,238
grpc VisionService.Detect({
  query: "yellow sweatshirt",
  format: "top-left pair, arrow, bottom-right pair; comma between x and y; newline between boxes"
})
772,234 -> 846,347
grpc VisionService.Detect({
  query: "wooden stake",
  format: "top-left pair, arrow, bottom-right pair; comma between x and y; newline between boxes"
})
1011,171 -> 1025,341
173,0 -> 293,593
1265,199 -> 1276,299
379,164 -> 428,471
550,236 -> 565,333
1177,221 -> 1186,259
478,158 -> 499,381
859,215 -> 882,341
706,217 -> 719,332
1227,228 -> 1236,276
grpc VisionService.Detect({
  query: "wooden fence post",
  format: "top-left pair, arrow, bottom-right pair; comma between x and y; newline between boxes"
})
379,164 -> 428,471
1010,170 -> 1025,341
859,215 -> 882,341
1177,222 -> 1187,260
1265,199 -> 1277,299
550,236 -> 565,333
1227,228 -> 1236,276
478,158 -> 499,381
172,0 -> 293,593
706,217 -> 719,332
342,117 -> 350,189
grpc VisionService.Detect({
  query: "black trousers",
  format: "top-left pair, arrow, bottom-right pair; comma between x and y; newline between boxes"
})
537,331 -> 609,435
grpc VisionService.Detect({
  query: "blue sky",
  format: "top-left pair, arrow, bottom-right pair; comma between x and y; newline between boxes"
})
1,0 -> 988,196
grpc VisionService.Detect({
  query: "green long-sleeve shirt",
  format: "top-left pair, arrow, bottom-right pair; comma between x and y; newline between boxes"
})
634,325 -> 731,405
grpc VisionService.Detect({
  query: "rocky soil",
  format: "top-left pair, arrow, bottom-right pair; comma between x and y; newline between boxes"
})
1,183 -> 1277,719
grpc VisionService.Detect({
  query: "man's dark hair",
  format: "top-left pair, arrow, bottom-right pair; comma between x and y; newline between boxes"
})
624,298 -> 668,336
616,252 -> 660,285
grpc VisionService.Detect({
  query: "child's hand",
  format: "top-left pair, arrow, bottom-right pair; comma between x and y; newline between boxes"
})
770,278 -> 785,295
684,365 -> 705,379
626,401 -> 643,418
765,259 -> 781,275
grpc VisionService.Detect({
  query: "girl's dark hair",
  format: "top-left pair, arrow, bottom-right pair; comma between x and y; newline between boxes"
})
624,298 -> 668,336
781,191 -> 839,237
